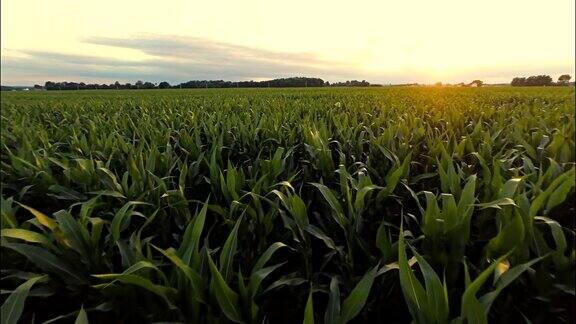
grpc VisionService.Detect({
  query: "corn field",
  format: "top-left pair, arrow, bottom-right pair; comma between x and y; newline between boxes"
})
1,87 -> 574,323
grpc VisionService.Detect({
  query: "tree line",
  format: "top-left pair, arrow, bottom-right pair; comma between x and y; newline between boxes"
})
327,80 -> 371,87
511,74 -> 571,86
39,77 -> 378,91
9,74 -> 573,91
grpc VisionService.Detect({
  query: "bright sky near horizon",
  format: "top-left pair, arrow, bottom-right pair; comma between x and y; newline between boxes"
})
1,0 -> 575,85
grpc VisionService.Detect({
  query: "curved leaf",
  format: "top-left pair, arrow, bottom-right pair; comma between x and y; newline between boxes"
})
1,275 -> 47,324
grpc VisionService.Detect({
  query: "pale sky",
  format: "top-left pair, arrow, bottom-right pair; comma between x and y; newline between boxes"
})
1,0 -> 575,85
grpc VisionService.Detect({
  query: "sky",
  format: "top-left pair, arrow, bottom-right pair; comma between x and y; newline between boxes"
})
1,0 -> 575,85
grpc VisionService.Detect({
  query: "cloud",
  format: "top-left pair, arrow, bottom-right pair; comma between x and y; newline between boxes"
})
1,34 -> 364,84
3,33 -> 572,85
87,34 -> 329,66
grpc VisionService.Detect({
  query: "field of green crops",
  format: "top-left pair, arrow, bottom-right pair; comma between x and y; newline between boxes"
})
1,87 -> 575,323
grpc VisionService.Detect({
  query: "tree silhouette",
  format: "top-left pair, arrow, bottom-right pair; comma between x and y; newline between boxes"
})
511,75 -> 553,86
159,81 -> 171,89
470,80 -> 484,87
558,74 -> 571,85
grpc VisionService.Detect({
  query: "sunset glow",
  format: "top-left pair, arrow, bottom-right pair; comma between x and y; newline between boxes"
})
2,0 -> 574,85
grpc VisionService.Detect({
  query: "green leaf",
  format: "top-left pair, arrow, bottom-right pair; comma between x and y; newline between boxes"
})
311,183 -> 347,229
74,305 -> 89,324
475,198 -> 517,210
87,190 -> 126,199
95,274 -> 175,308
441,193 -> 458,229
111,201 -> 149,242
463,260 -> 472,290
410,247 -> 449,323
460,255 -> 507,324
422,191 -> 441,236
248,262 -> 286,298
398,223 -> 428,323
97,166 -> 123,192
535,216 -> 567,254
220,214 -> 244,282
1,275 -> 47,324
179,201 -> 208,265
529,168 -> 574,218
546,177 -> 574,211
2,243 -> 85,284
303,288 -> 315,324
383,152 -> 412,196
353,184 -> 381,215
375,221 -> 393,261
206,250 -> 244,323
498,178 -> 522,199
341,265 -> 379,323
153,246 -> 204,303
1,228 -> 52,246
48,185 -> 86,201
252,242 -> 289,274
17,202 -> 57,231
305,224 -> 340,251
479,256 -> 546,312
324,277 -> 341,324
179,160 -> 188,195
54,210 -> 90,256
457,175 -> 477,220
93,260 -> 162,288
1,196 -> 18,228
261,276 -> 307,295
486,210 -> 525,257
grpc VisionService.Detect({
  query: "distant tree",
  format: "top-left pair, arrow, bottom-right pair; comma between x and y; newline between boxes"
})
527,75 -> 552,86
329,80 -> 371,87
43,77 -> 330,90
470,80 -> 484,87
558,74 -> 571,85
511,75 -> 552,86
142,81 -> 155,89
434,82 -> 442,87
511,77 -> 526,86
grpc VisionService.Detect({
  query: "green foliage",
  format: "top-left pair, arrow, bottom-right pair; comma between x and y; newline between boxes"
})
1,275 -> 47,324
0,87 -> 574,322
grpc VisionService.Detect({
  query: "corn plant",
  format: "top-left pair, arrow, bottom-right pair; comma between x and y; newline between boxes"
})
1,86 -> 574,323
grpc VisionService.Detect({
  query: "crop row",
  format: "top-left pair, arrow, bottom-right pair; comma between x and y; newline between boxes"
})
1,87 -> 574,323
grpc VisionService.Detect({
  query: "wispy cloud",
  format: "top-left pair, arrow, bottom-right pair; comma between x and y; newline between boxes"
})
86,34 -> 330,66
3,33 -> 572,85
2,34 -> 364,84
